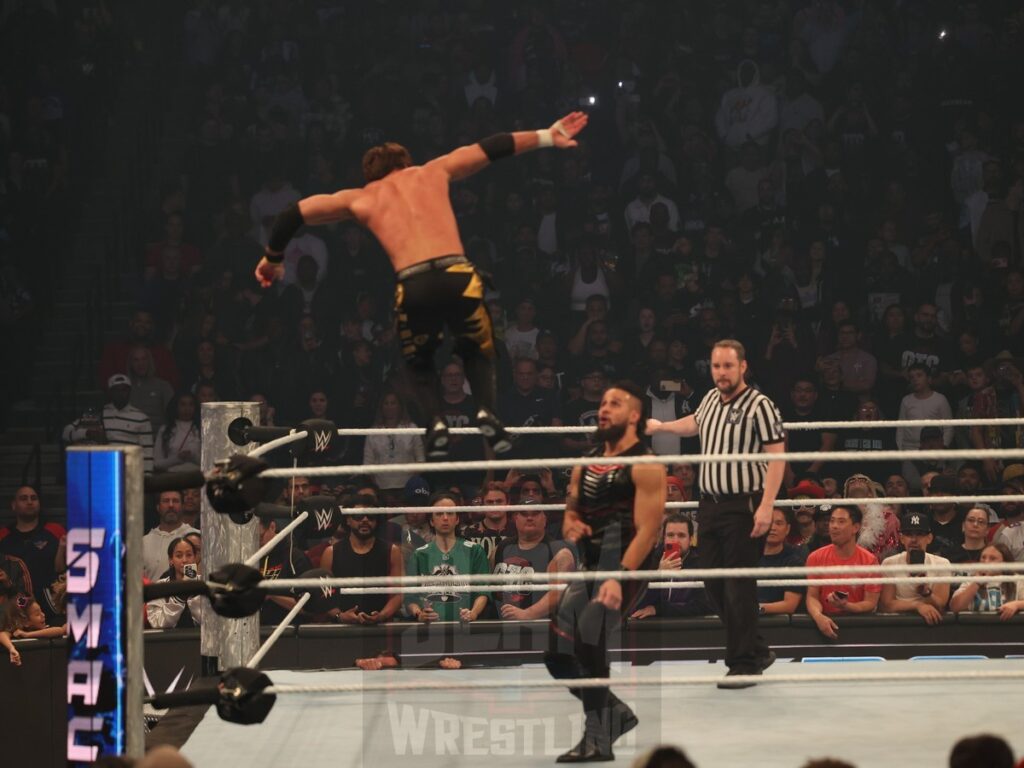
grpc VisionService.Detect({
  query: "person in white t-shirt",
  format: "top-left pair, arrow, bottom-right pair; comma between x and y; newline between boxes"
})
879,512 -> 951,624
504,297 -> 541,360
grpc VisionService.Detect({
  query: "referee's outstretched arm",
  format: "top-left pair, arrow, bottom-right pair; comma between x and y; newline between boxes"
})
646,414 -> 697,436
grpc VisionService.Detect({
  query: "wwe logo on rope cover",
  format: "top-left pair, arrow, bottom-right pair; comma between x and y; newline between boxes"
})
312,429 -> 332,453
313,508 -> 334,532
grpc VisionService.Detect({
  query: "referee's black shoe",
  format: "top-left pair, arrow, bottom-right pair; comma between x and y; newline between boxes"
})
716,650 -> 776,690
424,417 -> 450,460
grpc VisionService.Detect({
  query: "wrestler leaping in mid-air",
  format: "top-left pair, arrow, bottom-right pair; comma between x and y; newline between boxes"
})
256,111 -> 589,458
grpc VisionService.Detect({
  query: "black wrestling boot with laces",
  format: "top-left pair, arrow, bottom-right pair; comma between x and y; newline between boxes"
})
607,695 -> 638,744
475,408 -> 512,454
562,691 -> 636,744
556,711 -> 614,763
424,417 -> 450,460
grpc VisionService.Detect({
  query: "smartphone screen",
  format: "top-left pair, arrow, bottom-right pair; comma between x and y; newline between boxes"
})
183,563 -> 198,580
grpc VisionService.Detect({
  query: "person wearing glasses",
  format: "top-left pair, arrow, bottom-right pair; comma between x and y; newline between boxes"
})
321,494 -> 404,625
786,478 -> 827,549
953,506 -> 998,563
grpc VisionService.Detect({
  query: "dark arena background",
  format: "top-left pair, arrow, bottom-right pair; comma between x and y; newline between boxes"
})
1,2 -> 1024,768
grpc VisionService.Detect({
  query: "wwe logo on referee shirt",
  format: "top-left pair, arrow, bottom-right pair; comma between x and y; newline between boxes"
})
312,429 -> 333,454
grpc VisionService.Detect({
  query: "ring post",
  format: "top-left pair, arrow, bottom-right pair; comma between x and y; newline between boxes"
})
201,402 -> 261,671
65,445 -> 144,764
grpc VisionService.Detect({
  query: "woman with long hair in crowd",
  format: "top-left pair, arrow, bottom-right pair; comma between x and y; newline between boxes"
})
949,542 -> 1024,618
146,537 -> 203,629
362,389 -> 425,506
154,392 -> 201,472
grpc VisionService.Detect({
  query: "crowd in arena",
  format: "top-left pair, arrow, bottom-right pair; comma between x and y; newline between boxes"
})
3,0 -> 1024,764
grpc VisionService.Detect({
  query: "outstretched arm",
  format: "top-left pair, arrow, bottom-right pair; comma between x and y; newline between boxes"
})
254,189 -> 362,288
428,112 -> 588,182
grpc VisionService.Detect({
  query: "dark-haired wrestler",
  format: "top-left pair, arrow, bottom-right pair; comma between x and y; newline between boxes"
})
546,381 -> 665,762
255,112 -> 589,458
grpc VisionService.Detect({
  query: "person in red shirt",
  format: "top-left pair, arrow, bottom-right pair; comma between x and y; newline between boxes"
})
0,487 -> 65,622
143,211 -> 202,279
97,309 -> 180,389
805,504 -> 881,639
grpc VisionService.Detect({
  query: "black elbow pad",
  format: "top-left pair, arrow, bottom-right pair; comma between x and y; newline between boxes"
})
478,133 -> 515,162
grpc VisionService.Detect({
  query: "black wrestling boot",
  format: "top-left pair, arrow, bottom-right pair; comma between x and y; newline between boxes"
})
608,695 -> 638,744
475,408 -> 512,454
556,711 -> 614,763
424,417 -> 450,460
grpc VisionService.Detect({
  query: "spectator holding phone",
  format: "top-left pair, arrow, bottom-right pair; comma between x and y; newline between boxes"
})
146,537 -> 203,628
879,512 -> 951,624
630,512 -> 710,619
805,505 -> 882,639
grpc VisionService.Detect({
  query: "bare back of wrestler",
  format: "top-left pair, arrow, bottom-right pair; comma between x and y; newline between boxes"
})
255,112 -> 587,458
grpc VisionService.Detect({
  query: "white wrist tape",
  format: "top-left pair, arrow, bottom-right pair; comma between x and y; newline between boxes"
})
536,129 -> 554,148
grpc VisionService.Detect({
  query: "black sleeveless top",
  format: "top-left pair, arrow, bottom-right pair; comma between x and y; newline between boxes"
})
576,441 -> 656,571
331,536 -> 392,613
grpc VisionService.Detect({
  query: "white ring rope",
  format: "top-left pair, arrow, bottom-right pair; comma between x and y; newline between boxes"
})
320,573 -> 1022,595
245,510 -> 308,567
332,495 -> 1024,517
249,430 -> 308,460
324,418 -> 1024,436
246,592 -> 310,668
257,447 -> 1024,479
262,668 -> 1024,696
236,417 -> 1024,457
258,561 -> 1024,592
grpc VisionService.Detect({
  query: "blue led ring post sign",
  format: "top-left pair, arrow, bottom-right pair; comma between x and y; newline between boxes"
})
65,446 -> 144,765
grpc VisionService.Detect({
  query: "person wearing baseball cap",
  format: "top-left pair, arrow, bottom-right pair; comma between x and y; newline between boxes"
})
561,362 -> 607,454
398,476 -> 434,559
666,476 -> 686,502
61,373 -> 155,473
879,511 -> 951,625
786,478 -> 825,549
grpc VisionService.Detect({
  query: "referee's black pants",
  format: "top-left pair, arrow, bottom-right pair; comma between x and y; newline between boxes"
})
698,492 -> 771,672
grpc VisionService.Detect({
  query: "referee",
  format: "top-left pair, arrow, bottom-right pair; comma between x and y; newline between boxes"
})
647,339 -> 785,688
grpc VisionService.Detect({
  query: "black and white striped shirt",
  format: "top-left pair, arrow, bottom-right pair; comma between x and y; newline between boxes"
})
693,386 -> 785,496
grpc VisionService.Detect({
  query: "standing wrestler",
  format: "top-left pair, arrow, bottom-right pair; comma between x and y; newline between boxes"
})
255,112 -> 589,458
546,381 -> 665,763
647,339 -> 785,688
